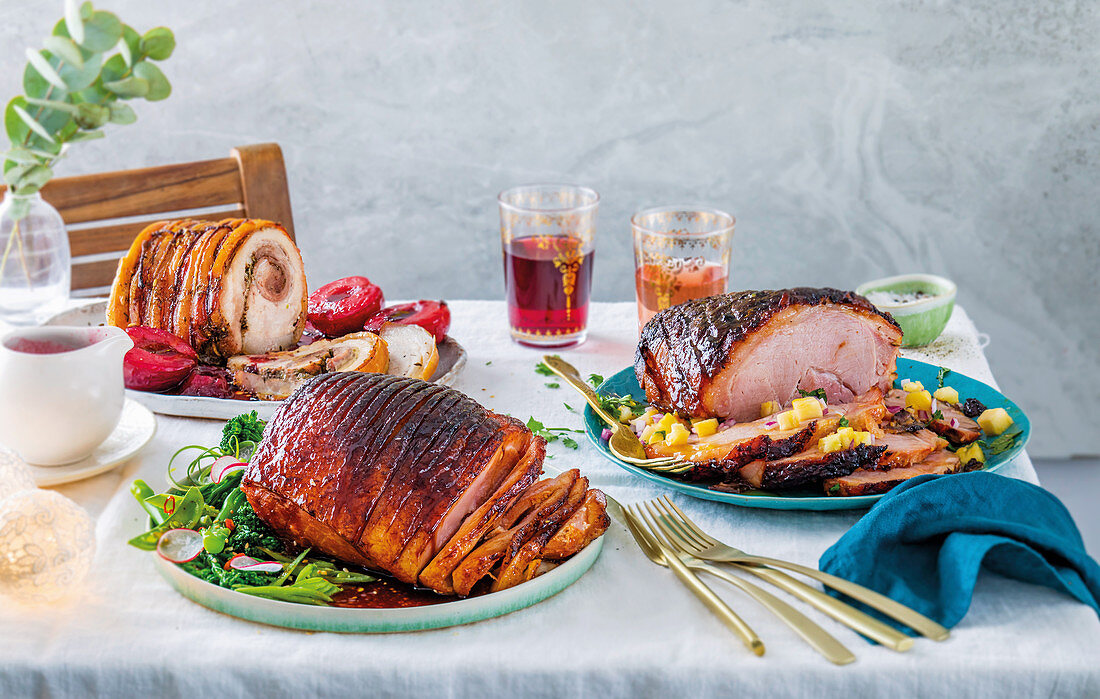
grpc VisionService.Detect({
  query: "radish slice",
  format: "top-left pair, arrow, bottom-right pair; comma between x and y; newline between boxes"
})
227,554 -> 284,573
210,455 -> 247,483
157,528 -> 203,563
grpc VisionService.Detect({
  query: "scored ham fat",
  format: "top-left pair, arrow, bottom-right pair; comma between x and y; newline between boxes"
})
241,372 -> 609,596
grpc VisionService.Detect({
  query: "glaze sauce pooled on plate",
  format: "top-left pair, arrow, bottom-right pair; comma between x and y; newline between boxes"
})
331,577 -> 454,609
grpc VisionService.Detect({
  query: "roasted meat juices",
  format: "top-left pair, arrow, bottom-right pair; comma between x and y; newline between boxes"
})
241,373 -> 609,596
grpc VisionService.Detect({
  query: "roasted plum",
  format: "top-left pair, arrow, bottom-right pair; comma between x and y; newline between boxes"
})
308,276 -> 385,337
176,366 -> 236,399
364,300 -> 451,343
123,327 -> 198,392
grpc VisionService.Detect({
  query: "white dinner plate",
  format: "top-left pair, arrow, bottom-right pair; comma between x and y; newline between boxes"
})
46,300 -> 468,421
28,398 -> 156,486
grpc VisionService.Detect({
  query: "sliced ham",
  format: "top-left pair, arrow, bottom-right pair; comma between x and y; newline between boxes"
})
739,443 -> 887,490
824,449 -> 963,496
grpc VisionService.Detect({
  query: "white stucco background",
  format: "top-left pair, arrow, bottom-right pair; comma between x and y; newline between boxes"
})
1,1 -> 1096,458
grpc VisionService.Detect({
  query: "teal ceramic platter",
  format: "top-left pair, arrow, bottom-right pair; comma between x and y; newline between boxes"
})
155,532 -> 602,632
584,358 -> 1030,511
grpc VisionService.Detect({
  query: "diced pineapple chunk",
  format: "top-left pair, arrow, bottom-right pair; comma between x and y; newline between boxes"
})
819,434 -> 843,454
665,423 -> 691,447
792,396 -> 825,421
852,431 -> 873,446
646,430 -> 667,445
902,380 -> 925,392
905,390 -> 933,412
932,386 -> 959,404
692,418 -> 719,438
977,408 -> 1014,436
655,413 -> 677,432
957,443 -> 985,464
640,424 -> 658,441
776,410 -> 800,431
834,426 -> 855,448
642,407 -> 659,421
760,401 -> 781,418
618,406 -> 634,423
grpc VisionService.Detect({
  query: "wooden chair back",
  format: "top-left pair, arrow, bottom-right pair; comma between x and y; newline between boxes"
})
1,143 -> 294,295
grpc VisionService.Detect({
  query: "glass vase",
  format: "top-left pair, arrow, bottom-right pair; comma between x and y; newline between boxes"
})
0,192 -> 70,326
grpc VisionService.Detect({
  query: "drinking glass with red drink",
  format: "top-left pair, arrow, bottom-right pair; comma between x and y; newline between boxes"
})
631,206 -> 735,329
499,185 -> 599,348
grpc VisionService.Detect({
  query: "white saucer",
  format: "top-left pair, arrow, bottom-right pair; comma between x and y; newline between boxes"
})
27,399 -> 156,486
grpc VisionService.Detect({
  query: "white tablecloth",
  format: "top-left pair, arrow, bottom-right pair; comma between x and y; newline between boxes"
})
1,301 -> 1097,698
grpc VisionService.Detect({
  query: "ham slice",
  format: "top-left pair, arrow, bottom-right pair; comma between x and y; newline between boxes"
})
636,288 -> 902,421
824,449 -> 963,496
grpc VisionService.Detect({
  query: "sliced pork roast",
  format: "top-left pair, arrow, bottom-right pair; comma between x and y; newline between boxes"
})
228,332 -> 389,400
241,372 -> 608,596
635,288 -> 903,422
107,218 -> 307,359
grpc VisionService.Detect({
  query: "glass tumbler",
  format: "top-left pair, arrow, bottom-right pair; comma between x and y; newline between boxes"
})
499,184 -> 599,348
632,206 -> 735,329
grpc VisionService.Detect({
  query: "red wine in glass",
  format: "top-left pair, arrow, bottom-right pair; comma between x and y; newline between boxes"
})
503,235 -> 594,347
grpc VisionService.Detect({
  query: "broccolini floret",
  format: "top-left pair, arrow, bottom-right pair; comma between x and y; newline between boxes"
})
219,411 -> 266,454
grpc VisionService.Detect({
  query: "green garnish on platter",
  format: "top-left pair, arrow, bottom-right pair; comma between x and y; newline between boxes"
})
797,388 -> 827,401
127,414 -> 376,606
981,426 -> 1023,456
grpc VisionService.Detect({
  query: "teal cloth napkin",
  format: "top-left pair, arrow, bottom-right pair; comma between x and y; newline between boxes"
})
819,471 -> 1100,631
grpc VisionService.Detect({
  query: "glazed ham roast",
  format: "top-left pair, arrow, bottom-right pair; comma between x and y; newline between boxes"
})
107,218 -> 307,358
634,286 -> 983,495
241,372 -> 609,596
636,288 -> 903,422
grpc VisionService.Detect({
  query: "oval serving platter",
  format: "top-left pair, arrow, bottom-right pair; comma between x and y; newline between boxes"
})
45,300 -> 467,420
152,523 -> 602,633
584,358 -> 1030,511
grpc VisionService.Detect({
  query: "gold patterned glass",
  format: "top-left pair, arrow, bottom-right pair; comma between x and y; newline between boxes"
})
631,206 -> 734,330
499,185 -> 599,348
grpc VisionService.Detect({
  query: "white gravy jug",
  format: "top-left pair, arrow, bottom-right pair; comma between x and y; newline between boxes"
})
0,325 -> 133,465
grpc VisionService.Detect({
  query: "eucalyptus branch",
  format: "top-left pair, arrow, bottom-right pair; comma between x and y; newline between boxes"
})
1,0 -> 176,221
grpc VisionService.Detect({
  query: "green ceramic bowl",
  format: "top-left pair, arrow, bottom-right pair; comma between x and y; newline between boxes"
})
856,273 -> 956,347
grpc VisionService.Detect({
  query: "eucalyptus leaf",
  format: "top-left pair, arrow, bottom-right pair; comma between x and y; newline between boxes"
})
57,50 -> 101,91
140,27 -> 175,60
43,36 -> 84,69
25,49 -> 67,91
12,164 -> 53,193
67,129 -> 105,143
100,53 -> 127,83
22,61 -> 53,100
5,97 -> 31,145
133,61 -> 170,101
80,2 -> 93,21
121,25 -> 141,64
80,10 -> 123,52
3,162 -> 34,186
23,97 -> 78,115
107,102 -> 136,124
64,0 -> 85,45
103,76 -> 149,98
74,102 -> 109,129
9,196 -> 32,219
116,36 -> 132,67
1,149 -> 44,166
12,104 -> 56,143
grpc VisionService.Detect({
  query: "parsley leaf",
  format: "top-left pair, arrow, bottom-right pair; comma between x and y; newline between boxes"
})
838,417 -> 850,428
525,416 -> 545,433
829,484 -> 841,493
563,403 -> 575,412
587,373 -> 605,388
797,388 -> 827,401
932,410 -> 944,421
535,361 -> 555,376
485,360 -> 492,366
981,426 -> 1023,456
561,436 -> 579,450
545,382 -> 560,389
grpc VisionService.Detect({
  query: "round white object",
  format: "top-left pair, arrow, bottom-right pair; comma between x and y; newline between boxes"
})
0,446 -> 35,504
0,489 -> 95,604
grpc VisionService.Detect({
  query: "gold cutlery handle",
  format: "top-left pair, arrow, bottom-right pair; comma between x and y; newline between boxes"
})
688,561 -> 854,665
736,555 -> 949,641
737,564 -> 913,652
663,549 -> 766,656
542,355 -> 619,427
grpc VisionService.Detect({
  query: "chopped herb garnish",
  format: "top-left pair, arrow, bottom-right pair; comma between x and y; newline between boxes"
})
932,410 -> 944,421
535,360 -> 556,376
981,426 -> 1023,456
838,417 -> 850,428
561,436 -> 579,450
485,360 -> 492,366
936,367 -> 951,389
545,382 -> 560,389
797,388 -> 827,401
526,417 -> 581,448
563,403 -> 575,412
829,484 -> 841,493
587,373 -> 605,388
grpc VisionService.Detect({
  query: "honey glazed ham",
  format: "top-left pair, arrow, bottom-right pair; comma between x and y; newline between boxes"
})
635,288 -> 903,422
241,372 -> 609,596
106,218 -> 307,359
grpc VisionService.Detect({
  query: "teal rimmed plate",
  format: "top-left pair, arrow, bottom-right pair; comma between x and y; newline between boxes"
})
584,358 -> 1030,511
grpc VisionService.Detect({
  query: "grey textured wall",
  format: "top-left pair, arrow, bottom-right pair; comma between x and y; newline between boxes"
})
1,1 -> 1097,457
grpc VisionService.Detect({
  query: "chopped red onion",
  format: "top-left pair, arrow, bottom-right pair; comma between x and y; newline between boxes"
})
950,417 -> 959,428
601,428 -> 613,441
886,405 -> 903,414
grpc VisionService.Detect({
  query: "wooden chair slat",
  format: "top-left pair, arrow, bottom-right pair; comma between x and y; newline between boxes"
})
37,157 -> 244,225
68,208 -> 247,257
232,144 -> 295,240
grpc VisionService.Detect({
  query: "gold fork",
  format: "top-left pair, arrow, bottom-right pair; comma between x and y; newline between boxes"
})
647,498 -> 914,652
654,496 -> 950,641
630,502 -> 856,665
606,496 -> 765,656
541,355 -> 691,474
